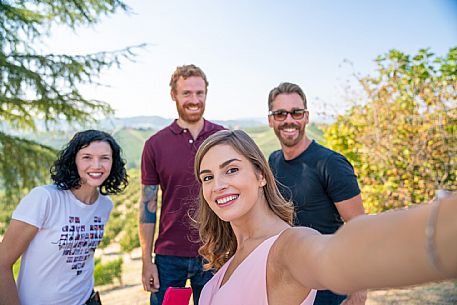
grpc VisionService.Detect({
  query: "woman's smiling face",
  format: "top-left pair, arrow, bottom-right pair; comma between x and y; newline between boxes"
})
75,140 -> 113,190
198,144 -> 266,222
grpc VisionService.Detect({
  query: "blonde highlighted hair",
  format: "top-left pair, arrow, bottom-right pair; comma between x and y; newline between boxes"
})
194,130 -> 293,270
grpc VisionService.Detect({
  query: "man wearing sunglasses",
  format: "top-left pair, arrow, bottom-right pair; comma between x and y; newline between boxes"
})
267,82 -> 367,305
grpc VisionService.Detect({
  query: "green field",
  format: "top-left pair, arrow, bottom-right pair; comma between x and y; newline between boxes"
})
112,128 -> 157,169
112,123 -> 324,169
0,123 -> 324,235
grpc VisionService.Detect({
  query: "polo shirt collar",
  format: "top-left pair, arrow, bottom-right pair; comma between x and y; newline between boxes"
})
169,118 -> 209,135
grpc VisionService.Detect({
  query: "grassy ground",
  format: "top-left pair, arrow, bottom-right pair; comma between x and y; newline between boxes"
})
97,246 -> 457,305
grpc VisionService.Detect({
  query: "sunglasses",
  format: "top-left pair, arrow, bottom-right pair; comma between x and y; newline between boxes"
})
268,109 -> 307,121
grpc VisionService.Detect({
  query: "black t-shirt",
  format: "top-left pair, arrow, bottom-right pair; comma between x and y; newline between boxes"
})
269,141 -> 360,234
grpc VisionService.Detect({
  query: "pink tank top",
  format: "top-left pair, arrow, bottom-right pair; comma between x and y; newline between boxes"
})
199,234 -> 316,305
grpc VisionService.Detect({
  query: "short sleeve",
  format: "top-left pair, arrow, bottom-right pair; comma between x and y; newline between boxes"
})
323,154 -> 361,203
12,186 -> 51,229
268,151 -> 280,176
268,154 -> 274,170
141,139 -> 160,185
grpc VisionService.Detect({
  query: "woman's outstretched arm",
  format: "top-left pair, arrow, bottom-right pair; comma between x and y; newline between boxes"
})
276,194 -> 457,294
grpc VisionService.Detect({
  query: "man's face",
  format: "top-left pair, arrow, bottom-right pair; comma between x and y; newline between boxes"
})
268,93 -> 309,147
171,76 -> 206,123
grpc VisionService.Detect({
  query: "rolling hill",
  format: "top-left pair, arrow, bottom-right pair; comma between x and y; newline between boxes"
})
11,116 -> 325,169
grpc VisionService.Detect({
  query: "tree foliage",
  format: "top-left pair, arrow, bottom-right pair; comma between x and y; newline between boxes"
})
94,257 -> 123,286
0,0 -> 141,204
325,48 -> 457,213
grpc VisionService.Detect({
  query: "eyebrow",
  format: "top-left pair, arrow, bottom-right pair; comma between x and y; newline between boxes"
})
199,158 -> 241,176
272,107 -> 303,112
80,153 -> 111,157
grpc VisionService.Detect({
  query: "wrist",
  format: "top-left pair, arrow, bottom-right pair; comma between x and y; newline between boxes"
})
143,253 -> 155,264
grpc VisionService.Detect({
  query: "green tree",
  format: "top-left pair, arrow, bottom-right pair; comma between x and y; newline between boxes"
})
0,1 -> 142,204
325,48 -> 457,213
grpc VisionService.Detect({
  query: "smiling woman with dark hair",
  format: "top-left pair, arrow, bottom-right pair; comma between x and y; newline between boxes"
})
0,129 -> 128,305
51,129 -> 128,195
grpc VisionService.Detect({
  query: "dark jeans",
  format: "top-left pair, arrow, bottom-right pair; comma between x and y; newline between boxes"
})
314,290 -> 347,305
150,254 -> 213,305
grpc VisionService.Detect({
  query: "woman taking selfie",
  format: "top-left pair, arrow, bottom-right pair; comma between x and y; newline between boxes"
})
194,130 -> 456,305
0,130 -> 128,305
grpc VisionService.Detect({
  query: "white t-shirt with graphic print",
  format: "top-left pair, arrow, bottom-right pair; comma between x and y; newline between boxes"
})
12,184 -> 113,305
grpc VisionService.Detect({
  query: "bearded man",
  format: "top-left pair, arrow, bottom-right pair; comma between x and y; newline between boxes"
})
267,82 -> 367,305
139,65 -> 224,305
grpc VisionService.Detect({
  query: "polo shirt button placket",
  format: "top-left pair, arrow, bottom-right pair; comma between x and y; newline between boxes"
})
189,139 -> 194,144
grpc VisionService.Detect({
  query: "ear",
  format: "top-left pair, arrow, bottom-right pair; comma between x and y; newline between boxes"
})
259,174 -> 267,187
170,89 -> 177,102
304,111 -> 309,124
268,115 -> 274,128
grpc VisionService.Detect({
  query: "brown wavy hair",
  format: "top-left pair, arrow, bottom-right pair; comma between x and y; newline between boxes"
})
194,130 -> 293,270
268,82 -> 307,110
169,64 -> 209,94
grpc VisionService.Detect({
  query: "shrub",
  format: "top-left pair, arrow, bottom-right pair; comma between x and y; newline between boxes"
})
94,257 -> 123,286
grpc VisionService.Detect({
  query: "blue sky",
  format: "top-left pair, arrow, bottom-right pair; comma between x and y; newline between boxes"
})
43,0 -> 457,121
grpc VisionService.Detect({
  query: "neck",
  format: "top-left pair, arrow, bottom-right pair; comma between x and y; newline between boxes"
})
282,135 -> 312,160
230,196 -> 289,248
177,117 -> 205,139
71,186 -> 99,205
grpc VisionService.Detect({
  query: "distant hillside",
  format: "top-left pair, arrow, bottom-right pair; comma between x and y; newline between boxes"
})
7,116 -> 324,169
112,128 -> 156,168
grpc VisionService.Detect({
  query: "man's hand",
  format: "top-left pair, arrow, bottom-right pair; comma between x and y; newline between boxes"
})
341,290 -> 367,305
142,261 -> 160,293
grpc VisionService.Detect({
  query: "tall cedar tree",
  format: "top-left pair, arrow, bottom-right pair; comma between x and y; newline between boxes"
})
0,1 -> 142,204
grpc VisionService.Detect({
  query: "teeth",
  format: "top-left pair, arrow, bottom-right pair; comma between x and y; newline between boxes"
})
88,173 -> 102,177
283,128 -> 296,132
216,195 -> 239,205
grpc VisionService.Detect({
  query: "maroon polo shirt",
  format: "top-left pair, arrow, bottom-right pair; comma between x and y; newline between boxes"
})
141,119 -> 225,257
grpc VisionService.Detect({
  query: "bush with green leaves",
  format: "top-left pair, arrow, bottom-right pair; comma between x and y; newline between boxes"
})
94,257 -> 123,286
325,48 -> 456,212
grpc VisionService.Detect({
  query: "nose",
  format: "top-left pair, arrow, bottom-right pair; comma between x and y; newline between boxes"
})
92,158 -> 102,168
283,112 -> 296,122
191,93 -> 202,103
213,175 -> 227,193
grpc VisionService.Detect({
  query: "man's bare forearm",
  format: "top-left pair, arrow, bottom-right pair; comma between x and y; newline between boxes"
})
138,184 -> 158,263
139,185 -> 158,224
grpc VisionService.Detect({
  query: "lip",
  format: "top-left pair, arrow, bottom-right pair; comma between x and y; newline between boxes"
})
280,128 -> 298,137
185,105 -> 201,112
87,172 -> 105,179
214,194 -> 239,207
279,123 -> 299,134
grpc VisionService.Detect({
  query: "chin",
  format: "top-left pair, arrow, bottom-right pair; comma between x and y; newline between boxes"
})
280,139 -> 298,147
187,114 -> 204,122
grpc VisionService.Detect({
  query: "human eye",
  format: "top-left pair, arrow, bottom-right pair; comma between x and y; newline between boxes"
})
201,175 -> 213,182
182,91 -> 191,97
226,167 -> 239,175
273,110 -> 287,120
